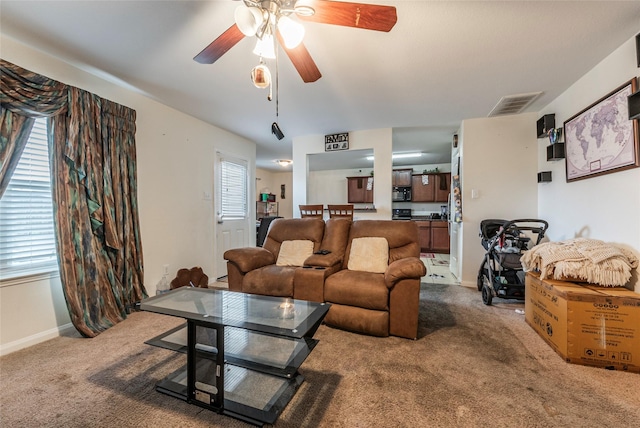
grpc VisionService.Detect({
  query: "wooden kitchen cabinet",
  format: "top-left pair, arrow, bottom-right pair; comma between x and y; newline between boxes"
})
416,221 -> 431,252
434,173 -> 451,203
416,220 -> 450,253
392,169 -> 413,187
430,221 -> 450,253
347,176 -> 374,204
411,174 -> 435,202
411,173 -> 451,202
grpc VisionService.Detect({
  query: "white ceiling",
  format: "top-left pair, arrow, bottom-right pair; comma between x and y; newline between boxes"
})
2,1 -> 639,171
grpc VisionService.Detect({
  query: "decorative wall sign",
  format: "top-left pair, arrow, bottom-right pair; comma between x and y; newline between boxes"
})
325,132 -> 349,151
564,78 -> 639,182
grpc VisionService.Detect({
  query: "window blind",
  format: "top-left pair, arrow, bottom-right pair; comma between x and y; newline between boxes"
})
220,158 -> 248,219
0,117 -> 58,280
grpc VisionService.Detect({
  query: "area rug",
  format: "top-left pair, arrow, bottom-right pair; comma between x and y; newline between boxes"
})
430,259 -> 449,266
420,252 -> 435,258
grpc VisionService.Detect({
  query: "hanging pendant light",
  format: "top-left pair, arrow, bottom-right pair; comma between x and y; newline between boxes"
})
251,60 -> 271,89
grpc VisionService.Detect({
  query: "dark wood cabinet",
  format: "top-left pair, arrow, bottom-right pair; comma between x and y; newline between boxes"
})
416,221 -> 431,252
415,220 -> 449,253
411,173 -> 450,202
411,174 -> 435,202
430,221 -> 450,252
434,173 -> 451,202
347,176 -> 373,203
392,169 -> 413,187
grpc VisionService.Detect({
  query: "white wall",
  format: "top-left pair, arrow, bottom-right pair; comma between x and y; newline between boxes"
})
0,35 -> 256,354
537,34 -> 640,292
256,168 -> 293,218
292,128 -> 393,219
458,113 -> 539,288
307,168 -> 357,208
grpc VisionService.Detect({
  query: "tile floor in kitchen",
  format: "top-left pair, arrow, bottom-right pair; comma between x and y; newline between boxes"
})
421,253 -> 460,285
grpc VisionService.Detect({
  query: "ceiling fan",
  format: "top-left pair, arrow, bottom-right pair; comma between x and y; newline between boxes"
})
193,0 -> 398,83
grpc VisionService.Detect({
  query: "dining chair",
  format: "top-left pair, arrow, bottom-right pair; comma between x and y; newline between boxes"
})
299,204 -> 324,218
328,204 -> 354,219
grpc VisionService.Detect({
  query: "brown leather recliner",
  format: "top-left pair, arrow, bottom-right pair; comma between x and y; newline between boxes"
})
323,220 -> 426,339
223,218 -> 349,301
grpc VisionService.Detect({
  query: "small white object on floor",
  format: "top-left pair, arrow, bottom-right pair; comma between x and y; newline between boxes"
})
515,309 -> 525,315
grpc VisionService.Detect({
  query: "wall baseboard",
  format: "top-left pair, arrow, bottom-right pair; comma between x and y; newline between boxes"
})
460,280 -> 476,289
0,323 -> 75,357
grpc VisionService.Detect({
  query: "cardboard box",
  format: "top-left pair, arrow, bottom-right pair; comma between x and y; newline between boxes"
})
525,272 -> 640,373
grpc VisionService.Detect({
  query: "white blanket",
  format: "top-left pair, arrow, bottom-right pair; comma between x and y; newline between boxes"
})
520,238 -> 638,287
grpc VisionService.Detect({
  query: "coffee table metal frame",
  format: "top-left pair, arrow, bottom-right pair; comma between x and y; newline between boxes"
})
140,287 -> 329,426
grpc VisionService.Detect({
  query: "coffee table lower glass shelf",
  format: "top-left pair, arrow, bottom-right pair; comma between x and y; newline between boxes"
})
140,288 -> 329,426
154,360 -> 304,425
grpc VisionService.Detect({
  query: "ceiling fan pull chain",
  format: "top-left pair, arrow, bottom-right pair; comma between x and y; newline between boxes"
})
275,33 -> 279,119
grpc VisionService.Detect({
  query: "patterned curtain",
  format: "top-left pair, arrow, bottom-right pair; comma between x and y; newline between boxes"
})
100,98 -> 145,313
0,109 -> 35,197
0,59 -> 146,337
0,60 -> 67,196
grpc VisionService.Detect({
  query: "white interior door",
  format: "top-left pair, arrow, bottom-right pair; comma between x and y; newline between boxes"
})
215,153 -> 251,279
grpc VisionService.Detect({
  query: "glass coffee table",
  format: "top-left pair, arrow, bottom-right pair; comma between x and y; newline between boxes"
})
140,287 -> 330,426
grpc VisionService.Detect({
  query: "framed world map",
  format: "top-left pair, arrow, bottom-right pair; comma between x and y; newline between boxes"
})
564,78 -> 639,182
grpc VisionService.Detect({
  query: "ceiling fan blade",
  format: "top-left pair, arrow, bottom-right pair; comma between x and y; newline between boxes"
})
277,33 -> 322,83
298,0 -> 397,32
194,24 -> 245,64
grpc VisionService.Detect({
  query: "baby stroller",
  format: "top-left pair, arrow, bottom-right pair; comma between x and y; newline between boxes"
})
477,219 -> 548,305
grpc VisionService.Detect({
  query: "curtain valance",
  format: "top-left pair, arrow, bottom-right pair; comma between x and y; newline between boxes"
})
0,59 -> 68,117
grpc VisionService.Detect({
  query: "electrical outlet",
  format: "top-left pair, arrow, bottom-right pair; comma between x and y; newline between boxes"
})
163,264 -> 169,275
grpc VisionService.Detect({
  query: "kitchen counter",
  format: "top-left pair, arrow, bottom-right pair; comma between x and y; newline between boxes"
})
411,217 -> 448,222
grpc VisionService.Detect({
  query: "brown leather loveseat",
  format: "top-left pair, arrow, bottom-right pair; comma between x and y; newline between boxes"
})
223,218 -> 426,339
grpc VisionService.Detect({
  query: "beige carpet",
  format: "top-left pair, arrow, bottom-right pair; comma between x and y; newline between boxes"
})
1,283 -> 638,427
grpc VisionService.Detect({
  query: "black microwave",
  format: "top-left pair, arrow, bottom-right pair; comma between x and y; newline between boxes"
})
392,186 -> 412,202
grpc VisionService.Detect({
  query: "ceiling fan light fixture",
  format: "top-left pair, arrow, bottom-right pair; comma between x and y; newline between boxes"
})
276,159 -> 292,167
251,62 -> 271,88
253,33 -> 276,59
293,4 -> 315,17
234,5 -> 264,36
278,16 -> 305,49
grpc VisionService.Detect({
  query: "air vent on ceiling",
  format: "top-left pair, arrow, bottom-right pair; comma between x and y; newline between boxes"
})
488,92 -> 542,117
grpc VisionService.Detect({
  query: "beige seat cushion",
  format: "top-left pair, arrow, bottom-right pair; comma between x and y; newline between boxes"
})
276,240 -> 314,266
348,237 -> 389,273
